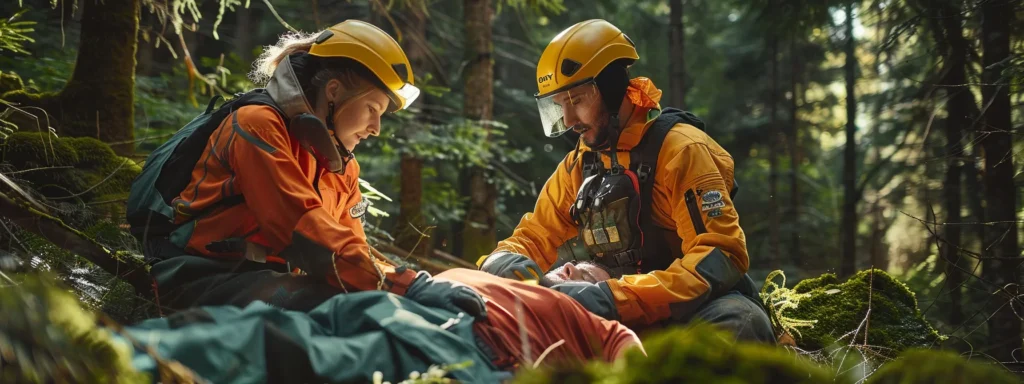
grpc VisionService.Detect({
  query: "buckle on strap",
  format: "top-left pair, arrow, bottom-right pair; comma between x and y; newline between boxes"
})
636,163 -> 652,182
602,249 -> 643,268
581,151 -> 601,176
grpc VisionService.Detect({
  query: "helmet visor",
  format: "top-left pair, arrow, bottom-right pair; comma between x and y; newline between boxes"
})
535,81 -> 600,137
387,82 -> 421,112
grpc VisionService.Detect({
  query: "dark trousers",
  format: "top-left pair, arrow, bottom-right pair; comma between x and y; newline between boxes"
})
645,274 -> 776,344
146,239 -> 342,312
681,290 -> 777,344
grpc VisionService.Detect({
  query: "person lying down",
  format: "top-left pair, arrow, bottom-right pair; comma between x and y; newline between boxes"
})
123,268 -> 644,383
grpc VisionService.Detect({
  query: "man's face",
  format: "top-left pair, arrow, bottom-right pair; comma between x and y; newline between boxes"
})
540,261 -> 612,286
553,83 -> 610,148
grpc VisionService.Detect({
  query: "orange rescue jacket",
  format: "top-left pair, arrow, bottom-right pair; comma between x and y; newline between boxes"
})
170,104 -> 416,294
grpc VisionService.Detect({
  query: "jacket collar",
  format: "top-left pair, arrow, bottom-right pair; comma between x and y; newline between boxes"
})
266,58 -> 315,120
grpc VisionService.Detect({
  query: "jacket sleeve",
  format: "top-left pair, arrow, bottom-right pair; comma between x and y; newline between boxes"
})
227,107 -> 416,293
490,152 -> 580,272
605,140 -> 749,326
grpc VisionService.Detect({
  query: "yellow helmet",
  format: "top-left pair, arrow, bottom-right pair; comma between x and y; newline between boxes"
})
535,19 -> 638,137
308,20 -> 420,112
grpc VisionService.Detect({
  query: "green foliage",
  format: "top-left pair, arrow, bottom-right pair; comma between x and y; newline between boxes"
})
0,9 -> 36,55
865,349 -> 1018,384
760,270 -> 820,339
515,323 -> 833,384
0,7 -> 77,95
0,71 -> 25,95
362,98 -> 537,237
786,269 -> 945,360
0,273 -> 148,383
197,53 -> 256,93
500,0 -> 566,16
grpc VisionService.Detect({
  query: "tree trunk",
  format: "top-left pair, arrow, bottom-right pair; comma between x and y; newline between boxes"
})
788,37 -> 801,260
135,12 -> 156,77
868,196 -> 886,270
393,4 -> 431,259
396,153 -> 429,256
839,2 -> 858,278
935,0 -> 972,327
459,0 -> 497,261
6,0 -> 139,155
980,0 -> 1020,361
668,0 -> 686,108
768,37 -> 781,265
964,145 -> 986,313
965,152 -> 985,267
233,6 -> 256,63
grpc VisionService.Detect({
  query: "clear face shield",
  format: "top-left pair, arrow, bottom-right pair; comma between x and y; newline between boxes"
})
387,82 -> 421,113
535,81 -> 600,137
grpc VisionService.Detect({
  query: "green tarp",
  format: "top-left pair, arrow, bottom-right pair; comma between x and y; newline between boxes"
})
122,291 -> 511,383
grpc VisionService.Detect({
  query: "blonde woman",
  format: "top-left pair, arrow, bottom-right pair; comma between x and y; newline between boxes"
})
131,20 -> 486,318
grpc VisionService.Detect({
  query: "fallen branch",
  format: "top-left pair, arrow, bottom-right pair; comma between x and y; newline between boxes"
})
373,242 -> 476,271
430,249 -> 477,269
0,190 -> 151,295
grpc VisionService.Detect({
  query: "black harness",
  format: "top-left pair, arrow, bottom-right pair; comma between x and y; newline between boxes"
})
570,108 -> 737,276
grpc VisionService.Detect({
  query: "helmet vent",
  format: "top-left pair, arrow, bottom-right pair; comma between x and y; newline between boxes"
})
314,30 -> 335,45
392,63 -> 410,81
560,59 -> 582,77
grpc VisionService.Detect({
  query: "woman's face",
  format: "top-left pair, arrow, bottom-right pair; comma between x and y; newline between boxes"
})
323,80 -> 390,151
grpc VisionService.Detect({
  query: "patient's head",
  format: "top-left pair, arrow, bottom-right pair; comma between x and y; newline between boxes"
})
538,261 -> 613,287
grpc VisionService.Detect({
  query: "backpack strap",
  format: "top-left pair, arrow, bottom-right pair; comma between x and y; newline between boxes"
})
580,151 -> 602,179
629,110 -> 678,244
144,90 -> 286,241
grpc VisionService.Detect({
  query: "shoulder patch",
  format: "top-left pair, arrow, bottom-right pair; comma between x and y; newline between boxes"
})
701,190 -> 723,204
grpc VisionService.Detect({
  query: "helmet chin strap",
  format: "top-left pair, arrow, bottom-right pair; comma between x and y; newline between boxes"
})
325,85 -> 376,158
606,113 -> 624,173
326,101 -> 355,162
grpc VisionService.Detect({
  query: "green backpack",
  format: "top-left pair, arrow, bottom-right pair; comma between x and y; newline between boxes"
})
126,89 -> 284,242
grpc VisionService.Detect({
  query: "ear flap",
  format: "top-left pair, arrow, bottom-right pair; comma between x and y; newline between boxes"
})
289,113 -> 353,174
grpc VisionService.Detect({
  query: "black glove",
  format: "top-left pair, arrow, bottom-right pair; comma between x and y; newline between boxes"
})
478,252 -> 542,281
404,271 -> 488,319
549,281 -> 620,321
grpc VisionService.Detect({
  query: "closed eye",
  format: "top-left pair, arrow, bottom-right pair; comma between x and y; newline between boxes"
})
581,268 -> 596,282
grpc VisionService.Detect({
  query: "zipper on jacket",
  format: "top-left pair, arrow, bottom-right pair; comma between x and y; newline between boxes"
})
312,169 -> 323,199
684,189 -> 708,235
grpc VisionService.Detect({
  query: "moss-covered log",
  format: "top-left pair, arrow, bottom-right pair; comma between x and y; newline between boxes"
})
0,189 -> 150,294
2,0 -> 139,155
0,131 -> 141,203
785,269 -> 943,358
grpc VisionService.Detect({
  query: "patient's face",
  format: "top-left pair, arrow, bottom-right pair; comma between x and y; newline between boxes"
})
541,261 -> 612,286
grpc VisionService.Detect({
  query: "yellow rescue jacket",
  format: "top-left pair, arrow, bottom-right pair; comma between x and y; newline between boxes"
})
493,78 -> 748,327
